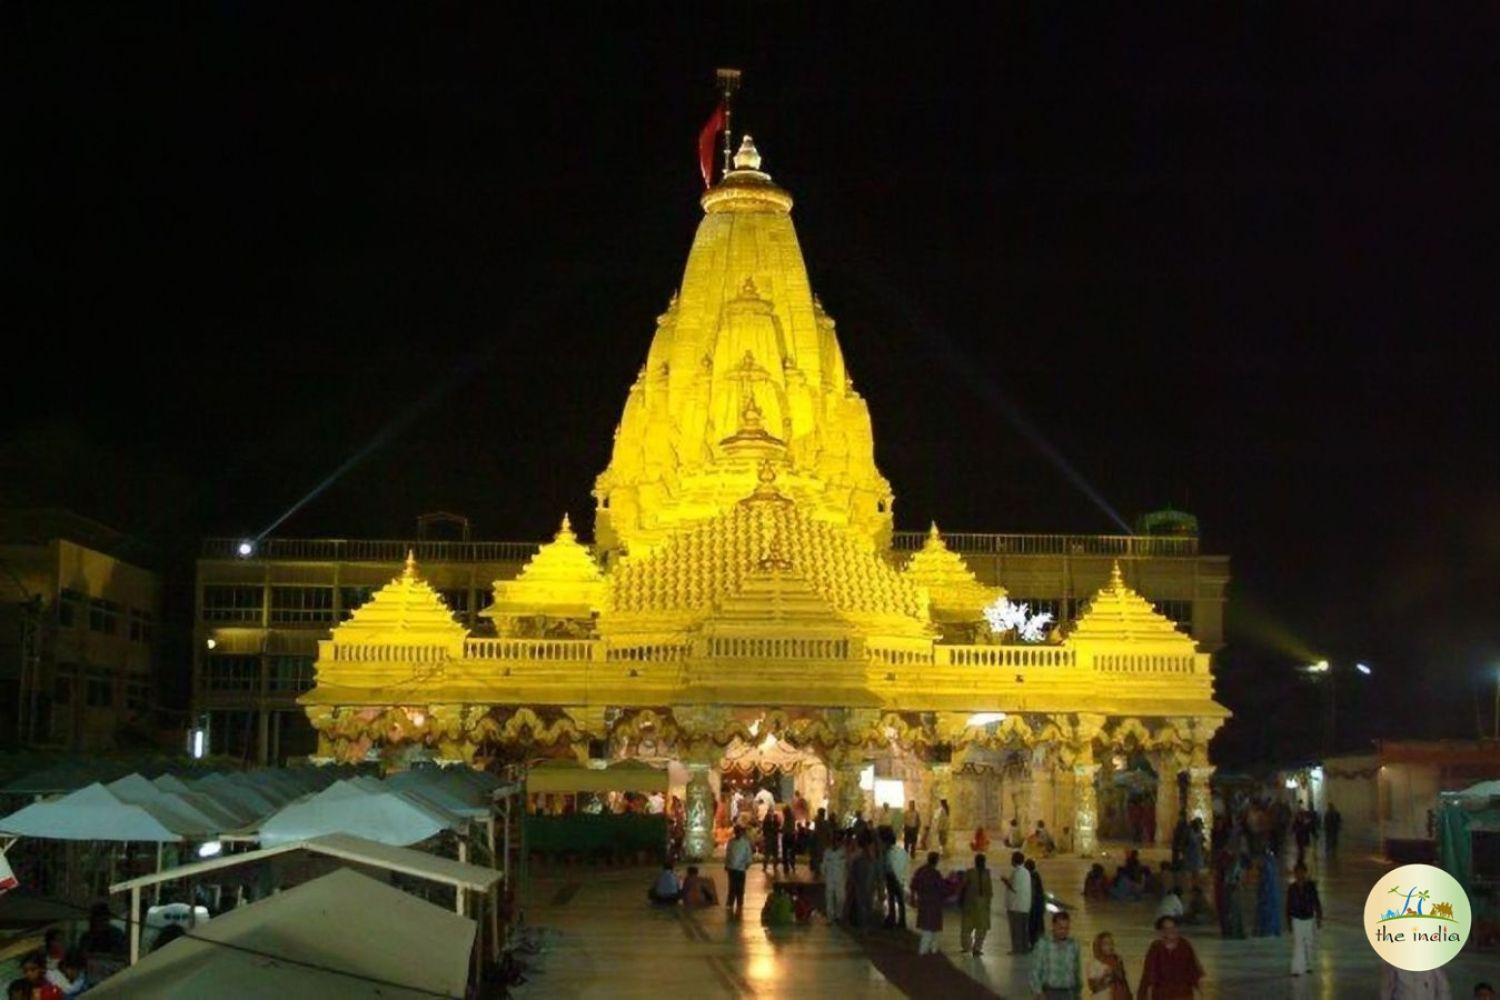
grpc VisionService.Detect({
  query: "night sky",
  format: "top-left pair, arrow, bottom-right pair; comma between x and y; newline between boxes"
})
5,6 -> 1496,762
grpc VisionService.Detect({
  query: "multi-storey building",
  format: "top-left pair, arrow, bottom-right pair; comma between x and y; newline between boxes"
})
0,509 -> 161,750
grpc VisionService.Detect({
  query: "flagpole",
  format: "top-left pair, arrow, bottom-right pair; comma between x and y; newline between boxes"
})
717,68 -> 741,176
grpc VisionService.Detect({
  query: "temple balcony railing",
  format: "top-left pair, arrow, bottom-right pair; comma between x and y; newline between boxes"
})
203,538 -> 541,563
933,645 -> 1078,668
706,637 -> 853,661
463,638 -> 604,662
889,532 -> 1199,558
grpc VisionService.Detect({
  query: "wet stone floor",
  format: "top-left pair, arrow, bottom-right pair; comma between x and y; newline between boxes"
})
515,845 -> 1497,999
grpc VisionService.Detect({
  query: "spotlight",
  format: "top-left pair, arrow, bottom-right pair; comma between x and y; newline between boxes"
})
1356,663 -> 1372,676
197,840 -> 223,859
205,638 -> 217,650
237,540 -> 255,557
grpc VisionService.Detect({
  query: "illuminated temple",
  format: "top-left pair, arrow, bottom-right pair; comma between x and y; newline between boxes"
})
297,134 -> 1229,858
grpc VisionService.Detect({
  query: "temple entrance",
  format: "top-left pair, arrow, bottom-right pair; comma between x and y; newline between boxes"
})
711,736 -> 826,845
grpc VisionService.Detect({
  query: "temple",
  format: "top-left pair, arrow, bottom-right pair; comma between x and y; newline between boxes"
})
297,133 -> 1229,858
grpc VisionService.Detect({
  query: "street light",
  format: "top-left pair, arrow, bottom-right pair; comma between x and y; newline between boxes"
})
236,540 -> 255,557
1356,662 -> 1373,676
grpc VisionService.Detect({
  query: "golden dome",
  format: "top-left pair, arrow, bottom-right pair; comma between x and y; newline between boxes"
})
902,522 -> 1004,622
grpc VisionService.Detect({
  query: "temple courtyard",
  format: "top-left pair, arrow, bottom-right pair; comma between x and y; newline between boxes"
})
516,846 -> 1496,998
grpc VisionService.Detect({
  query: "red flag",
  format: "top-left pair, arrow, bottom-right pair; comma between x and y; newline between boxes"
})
698,102 -> 726,188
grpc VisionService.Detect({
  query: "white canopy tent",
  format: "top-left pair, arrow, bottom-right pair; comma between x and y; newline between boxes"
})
91,867 -> 476,999
0,783 -> 188,842
255,779 -> 466,848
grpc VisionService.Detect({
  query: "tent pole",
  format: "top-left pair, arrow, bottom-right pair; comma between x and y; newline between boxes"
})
153,843 -> 164,904
490,884 -> 500,962
129,885 -> 141,965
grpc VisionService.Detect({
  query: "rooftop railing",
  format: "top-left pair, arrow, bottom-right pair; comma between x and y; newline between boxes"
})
202,538 -> 541,563
889,532 -> 1199,558
204,530 -> 1200,563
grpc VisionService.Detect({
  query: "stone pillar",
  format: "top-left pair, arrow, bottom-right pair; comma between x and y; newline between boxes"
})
1187,766 -> 1215,826
828,748 -> 867,825
930,760 -> 954,852
1071,714 -> 1107,857
683,763 -> 715,862
1055,766 -> 1077,852
1155,754 -> 1182,846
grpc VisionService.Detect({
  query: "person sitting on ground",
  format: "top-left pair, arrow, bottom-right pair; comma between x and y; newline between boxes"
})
761,886 -> 794,927
680,866 -> 717,909
44,951 -> 87,998
970,825 -> 990,853
1030,820 -> 1057,857
1084,863 -> 1110,901
1143,861 -> 1170,897
647,862 -> 683,905
1005,818 -> 1024,848
1110,864 -> 1145,902
1156,886 -> 1186,922
18,952 -> 63,1000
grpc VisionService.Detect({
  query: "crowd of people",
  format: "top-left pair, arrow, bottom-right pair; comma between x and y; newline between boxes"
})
8,903 -> 126,999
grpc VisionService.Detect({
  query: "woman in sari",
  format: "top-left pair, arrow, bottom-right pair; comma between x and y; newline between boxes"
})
1253,848 -> 1282,937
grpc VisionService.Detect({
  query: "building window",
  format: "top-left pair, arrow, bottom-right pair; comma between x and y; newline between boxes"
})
338,586 -> 377,621
203,585 -> 264,623
204,654 -> 260,694
268,655 -> 316,693
270,586 -> 334,624
438,589 -> 470,615
85,676 -> 114,707
128,609 -> 155,643
54,676 -> 73,706
88,598 -> 121,635
1153,600 -> 1193,631
58,588 -> 85,628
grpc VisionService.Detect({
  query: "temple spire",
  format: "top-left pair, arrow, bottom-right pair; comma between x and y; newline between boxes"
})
403,549 -> 418,579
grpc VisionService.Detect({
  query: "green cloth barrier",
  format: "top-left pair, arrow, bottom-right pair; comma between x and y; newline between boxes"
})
524,814 -> 668,859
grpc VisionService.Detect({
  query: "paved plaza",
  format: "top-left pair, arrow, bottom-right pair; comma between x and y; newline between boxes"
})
516,845 -> 1497,999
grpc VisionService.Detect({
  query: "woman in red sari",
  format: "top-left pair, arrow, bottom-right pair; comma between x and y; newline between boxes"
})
1137,915 -> 1203,999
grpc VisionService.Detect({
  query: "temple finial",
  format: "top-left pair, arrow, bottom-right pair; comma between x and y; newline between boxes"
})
559,513 -> 574,537
403,549 -> 418,579
1109,560 -> 1124,588
929,521 -> 940,539
733,134 -> 762,171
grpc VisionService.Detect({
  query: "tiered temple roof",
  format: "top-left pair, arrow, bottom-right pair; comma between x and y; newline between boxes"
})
486,514 -> 607,624
1070,561 -> 1193,647
902,523 -> 1002,622
605,467 -> 929,639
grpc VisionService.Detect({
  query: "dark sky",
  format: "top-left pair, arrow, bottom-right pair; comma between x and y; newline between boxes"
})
5,5 -> 1497,760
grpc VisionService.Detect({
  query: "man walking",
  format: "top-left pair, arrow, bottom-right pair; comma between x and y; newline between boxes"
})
725,825 -> 752,915
903,799 -> 921,857
1028,911 -> 1082,999
882,827 -> 909,929
1286,862 -> 1322,976
909,851 -> 947,956
821,832 -> 847,923
1324,802 -> 1342,858
1002,850 -> 1033,954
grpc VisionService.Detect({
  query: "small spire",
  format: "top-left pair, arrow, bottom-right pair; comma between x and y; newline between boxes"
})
559,513 -> 574,538
403,549 -> 418,579
740,393 -> 764,431
1109,560 -> 1124,589
733,134 -> 762,171
929,521 -> 941,539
